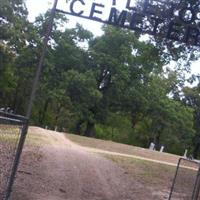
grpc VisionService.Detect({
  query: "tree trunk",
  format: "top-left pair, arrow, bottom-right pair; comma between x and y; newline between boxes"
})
38,98 -> 50,125
154,132 -> 161,151
131,112 -> 144,129
12,84 -> 21,113
131,113 -> 138,129
193,142 -> 200,159
54,105 -> 62,131
75,120 -> 84,135
84,122 -> 95,137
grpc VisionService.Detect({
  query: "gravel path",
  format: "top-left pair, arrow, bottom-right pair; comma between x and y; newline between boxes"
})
11,127 -> 151,200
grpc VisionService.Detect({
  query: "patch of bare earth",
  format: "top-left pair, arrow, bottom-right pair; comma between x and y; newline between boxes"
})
11,127 -> 155,200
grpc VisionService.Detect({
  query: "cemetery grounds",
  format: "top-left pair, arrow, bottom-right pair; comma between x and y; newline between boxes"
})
0,126 -> 198,200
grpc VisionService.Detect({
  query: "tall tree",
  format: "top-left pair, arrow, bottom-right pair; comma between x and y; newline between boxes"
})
183,85 -> 200,158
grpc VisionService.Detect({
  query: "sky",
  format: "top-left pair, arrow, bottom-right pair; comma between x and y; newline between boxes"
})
25,0 -> 200,76
26,0 -> 104,36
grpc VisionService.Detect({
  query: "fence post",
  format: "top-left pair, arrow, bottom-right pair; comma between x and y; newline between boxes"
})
192,165 -> 200,200
4,120 -> 28,200
4,0 -> 59,199
168,158 -> 182,200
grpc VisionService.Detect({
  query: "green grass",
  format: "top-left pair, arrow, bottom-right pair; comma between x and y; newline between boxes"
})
65,133 -> 180,164
0,128 -> 45,146
101,154 -> 197,198
0,128 -> 20,144
104,154 -> 176,188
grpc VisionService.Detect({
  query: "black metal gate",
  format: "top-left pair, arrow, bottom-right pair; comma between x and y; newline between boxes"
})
0,111 -> 27,200
169,158 -> 200,200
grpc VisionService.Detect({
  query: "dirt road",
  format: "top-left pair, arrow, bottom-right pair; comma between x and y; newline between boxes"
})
11,127 -> 168,200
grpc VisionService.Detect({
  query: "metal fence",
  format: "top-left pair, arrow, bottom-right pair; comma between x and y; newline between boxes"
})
169,158 -> 200,200
0,111 -> 27,200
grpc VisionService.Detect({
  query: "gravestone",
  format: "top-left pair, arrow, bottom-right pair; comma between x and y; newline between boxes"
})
160,145 -> 164,152
183,149 -> 188,158
149,142 -> 155,150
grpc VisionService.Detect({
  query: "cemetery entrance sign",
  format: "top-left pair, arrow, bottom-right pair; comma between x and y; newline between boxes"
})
56,0 -> 200,46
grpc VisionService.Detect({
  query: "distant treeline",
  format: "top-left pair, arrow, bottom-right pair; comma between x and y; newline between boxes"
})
1,0 -> 200,157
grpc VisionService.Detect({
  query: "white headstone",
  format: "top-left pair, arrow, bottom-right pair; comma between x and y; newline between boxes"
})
160,145 -> 164,152
183,149 -> 188,158
149,142 -> 155,150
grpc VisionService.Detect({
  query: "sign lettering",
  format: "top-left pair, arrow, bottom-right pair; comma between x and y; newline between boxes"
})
56,0 -> 200,46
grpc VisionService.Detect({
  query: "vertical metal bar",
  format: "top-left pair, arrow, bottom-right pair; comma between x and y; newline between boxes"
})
26,0 -> 59,120
192,164 -> 200,200
4,120 -> 28,200
4,1 -> 59,199
168,158 -> 182,200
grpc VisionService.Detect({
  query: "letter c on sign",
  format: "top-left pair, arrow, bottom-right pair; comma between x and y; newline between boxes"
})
70,0 -> 85,16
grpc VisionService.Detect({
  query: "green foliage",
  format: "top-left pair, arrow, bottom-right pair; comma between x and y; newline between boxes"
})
183,86 -> 200,158
95,113 -> 132,143
0,0 -> 198,156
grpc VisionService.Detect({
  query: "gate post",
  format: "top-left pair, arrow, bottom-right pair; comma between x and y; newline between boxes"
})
169,158 -> 200,200
4,0 -> 59,199
192,165 -> 200,200
168,158 -> 182,200
4,119 -> 28,200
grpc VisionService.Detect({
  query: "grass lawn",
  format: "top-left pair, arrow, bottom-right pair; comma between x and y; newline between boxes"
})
1,127 -> 196,200
103,155 -> 199,199
65,132 -> 199,199
65,133 -> 181,164
104,155 -> 175,190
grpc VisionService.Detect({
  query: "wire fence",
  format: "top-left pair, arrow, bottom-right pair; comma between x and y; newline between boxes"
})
0,111 -> 27,200
169,158 -> 200,200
